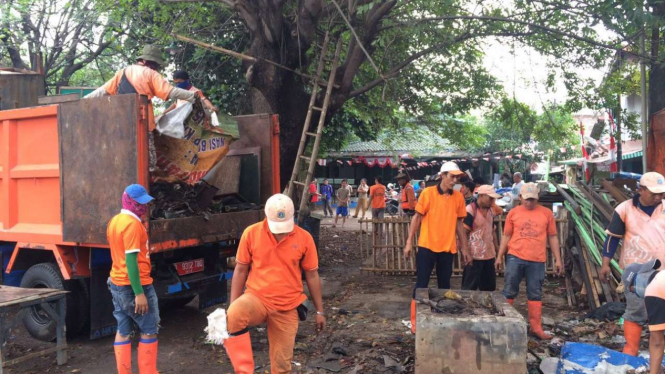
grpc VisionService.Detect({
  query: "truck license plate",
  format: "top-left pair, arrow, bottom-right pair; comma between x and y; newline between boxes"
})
174,258 -> 205,276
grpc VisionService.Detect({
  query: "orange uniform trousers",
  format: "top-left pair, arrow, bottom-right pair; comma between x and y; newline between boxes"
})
227,293 -> 299,374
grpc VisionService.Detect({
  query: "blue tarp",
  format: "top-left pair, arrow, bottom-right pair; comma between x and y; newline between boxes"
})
556,342 -> 654,373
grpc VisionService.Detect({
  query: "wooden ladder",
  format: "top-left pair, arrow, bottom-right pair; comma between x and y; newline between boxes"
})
286,32 -> 344,225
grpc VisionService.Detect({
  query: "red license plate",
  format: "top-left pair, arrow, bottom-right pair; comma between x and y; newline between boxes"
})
174,258 -> 205,276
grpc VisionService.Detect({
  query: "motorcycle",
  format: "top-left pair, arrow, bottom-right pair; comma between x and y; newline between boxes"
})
385,190 -> 400,216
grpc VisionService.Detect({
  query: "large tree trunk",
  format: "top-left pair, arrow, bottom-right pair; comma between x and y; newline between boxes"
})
649,3 -> 665,119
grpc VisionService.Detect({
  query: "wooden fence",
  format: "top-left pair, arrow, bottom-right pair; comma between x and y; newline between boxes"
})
358,213 -> 570,278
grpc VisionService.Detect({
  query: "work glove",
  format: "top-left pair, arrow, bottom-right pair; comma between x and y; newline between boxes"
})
168,87 -> 196,103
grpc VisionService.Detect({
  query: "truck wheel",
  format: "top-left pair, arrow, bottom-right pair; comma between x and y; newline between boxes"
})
19,263 -> 85,341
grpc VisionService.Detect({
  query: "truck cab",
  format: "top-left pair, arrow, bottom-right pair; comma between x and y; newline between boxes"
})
0,94 -> 280,340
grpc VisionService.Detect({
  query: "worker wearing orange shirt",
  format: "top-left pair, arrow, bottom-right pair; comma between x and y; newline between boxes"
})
369,176 -> 387,219
495,183 -> 563,340
85,45 -> 196,131
397,172 -> 416,216
223,194 -> 326,374
107,184 -> 159,374
404,162 -> 471,333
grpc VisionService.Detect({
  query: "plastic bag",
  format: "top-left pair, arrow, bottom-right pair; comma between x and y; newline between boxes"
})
155,102 -> 192,139
204,308 -> 230,345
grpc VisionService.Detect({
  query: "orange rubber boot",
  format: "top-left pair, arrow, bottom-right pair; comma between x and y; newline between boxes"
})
506,298 -> 514,306
114,340 -> 132,374
138,338 -> 158,374
527,301 -> 552,340
224,332 -> 255,374
623,321 -> 642,356
410,300 -> 417,334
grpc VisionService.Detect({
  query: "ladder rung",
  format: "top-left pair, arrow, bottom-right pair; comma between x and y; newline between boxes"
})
300,155 -> 312,162
306,132 -> 318,137
293,181 -> 305,186
312,106 -> 323,112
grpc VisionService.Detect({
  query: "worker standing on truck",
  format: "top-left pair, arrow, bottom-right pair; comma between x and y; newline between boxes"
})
404,161 -> 471,333
598,172 -> 665,356
165,70 -> 218,113
107,184 -> 159,374
223,194 -> 326,374
495,183 -> 563,340
84,45 -> 197,171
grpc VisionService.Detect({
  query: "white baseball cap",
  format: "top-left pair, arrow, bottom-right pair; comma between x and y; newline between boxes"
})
440,161 -> 464,175
264,194 -> 295,234
640,172 -> 665,194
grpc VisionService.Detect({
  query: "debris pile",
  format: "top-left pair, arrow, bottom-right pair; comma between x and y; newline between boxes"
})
418,290 -> 500,316
150,181 -> 259,220
556,179 -> 636,310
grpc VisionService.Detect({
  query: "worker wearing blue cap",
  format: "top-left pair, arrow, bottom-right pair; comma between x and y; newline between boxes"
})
107,184 -> 159,374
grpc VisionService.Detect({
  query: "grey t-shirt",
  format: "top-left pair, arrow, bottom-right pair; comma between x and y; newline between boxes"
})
337,187 -> 350,206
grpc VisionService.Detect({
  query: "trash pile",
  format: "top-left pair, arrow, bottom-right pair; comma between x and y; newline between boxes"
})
150,181 -> 259,220
418,290 -> 499,316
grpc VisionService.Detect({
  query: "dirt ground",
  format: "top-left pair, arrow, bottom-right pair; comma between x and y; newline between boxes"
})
3,217 -> 606,373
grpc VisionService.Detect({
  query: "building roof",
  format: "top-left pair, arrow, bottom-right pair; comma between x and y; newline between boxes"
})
328,127 -> 480,158
559,139 -> 642,165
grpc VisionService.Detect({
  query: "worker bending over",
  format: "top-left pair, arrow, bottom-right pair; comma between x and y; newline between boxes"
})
495,183 -> 562,340
107,184 -> 159,374
404,161 -> 471,333
599,172 -> 665,356
224,194 -> 326,373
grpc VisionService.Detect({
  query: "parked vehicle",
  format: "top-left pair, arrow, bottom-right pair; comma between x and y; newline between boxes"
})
0,94 -> 280,341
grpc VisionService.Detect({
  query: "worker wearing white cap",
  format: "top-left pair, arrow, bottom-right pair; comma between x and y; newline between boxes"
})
223,194 -> 326,373
404,161 -> 471,333
599,172 -> 665,356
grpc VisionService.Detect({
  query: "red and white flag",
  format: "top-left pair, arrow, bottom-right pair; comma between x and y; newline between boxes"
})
580,122 -> 590,181
607,111 -> 618,173
317,159 -> 327,166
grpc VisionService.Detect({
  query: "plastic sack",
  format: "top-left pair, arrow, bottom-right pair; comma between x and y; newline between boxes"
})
155,102 -> 192,139
583,302 -> 626,321
204,308 -> 230,345
556,342 -> 651,373
153,100 -> 236,185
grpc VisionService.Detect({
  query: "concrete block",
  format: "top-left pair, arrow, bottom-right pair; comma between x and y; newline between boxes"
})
415,288 -> 527,374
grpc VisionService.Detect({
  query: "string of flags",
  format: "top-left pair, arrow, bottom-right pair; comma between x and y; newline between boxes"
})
316,152 -> 534,170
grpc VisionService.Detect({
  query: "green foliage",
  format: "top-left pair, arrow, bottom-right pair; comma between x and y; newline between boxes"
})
483,97 -> 580,161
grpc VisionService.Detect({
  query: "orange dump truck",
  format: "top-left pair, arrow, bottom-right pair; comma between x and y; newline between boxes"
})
0,94 -> 280,341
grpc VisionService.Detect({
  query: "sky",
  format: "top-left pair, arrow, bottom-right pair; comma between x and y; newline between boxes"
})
480,36 -> 608,114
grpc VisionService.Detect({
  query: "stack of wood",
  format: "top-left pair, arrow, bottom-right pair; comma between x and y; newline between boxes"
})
556,179 -> 635,310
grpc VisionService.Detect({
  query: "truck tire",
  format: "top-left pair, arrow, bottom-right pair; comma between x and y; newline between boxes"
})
19,263 -> 86,341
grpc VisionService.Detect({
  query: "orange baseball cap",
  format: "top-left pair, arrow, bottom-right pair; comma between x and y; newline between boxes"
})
476,185 -> 502,198
640,172 -> 665,194
264,194 -> 295,234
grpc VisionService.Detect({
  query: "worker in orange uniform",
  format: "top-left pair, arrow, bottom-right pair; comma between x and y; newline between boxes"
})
369,176 -> 387,219
397,172 -> 416,216
599,172 -> 665,356
107,184 -> 159,374
495,183 -> 563,340
85,45 -> 196,131
223,194 -> 326,374
404,162 -> 471,333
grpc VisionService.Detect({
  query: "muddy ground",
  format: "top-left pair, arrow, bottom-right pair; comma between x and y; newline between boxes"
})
3,223 -> 619,373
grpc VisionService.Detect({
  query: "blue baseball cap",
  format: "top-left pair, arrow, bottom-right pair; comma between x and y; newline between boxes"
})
125,184 -> 154,204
